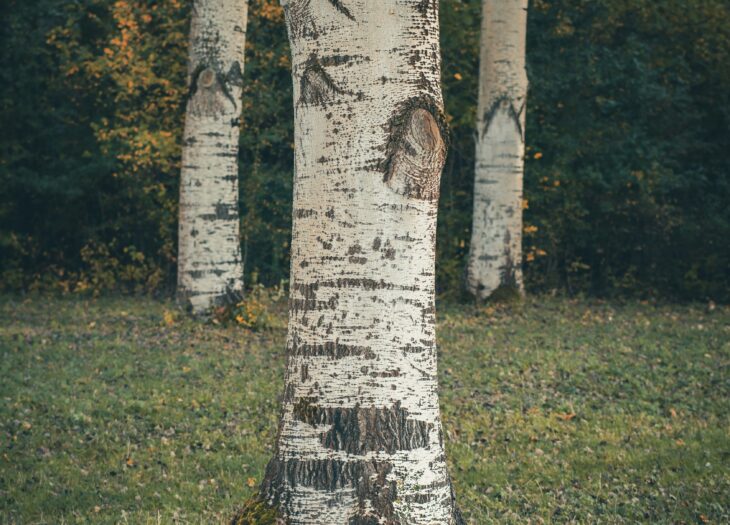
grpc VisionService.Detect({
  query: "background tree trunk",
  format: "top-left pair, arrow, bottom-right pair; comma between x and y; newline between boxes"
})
177,0 -> 247,314
466,0 -> 529,300
258,0 -> 461,523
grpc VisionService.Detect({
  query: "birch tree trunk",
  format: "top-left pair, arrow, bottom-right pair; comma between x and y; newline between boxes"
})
251,0 -> 462,522
177,0 -> 248,314
466,0 -> 529,300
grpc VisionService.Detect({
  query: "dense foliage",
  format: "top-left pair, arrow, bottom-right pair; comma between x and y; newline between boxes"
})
1,0 -> 728,300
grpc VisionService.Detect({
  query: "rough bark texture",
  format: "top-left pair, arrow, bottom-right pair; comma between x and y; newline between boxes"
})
260,0 -> 461,523
177,0 -> 248,314
466,0 -> 529,300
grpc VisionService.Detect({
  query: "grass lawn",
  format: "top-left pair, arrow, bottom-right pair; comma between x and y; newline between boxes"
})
1,294 -> 728,524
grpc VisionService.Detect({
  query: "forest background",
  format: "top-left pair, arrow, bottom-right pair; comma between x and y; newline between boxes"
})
2,0 -> 729,301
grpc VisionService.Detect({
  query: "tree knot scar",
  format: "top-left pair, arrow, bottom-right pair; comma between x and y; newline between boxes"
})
298,58 -> 345,107
199,68 -> 216,88
483,95 -> 525,141
188,64 -> 239,116
382,100 -> 447,201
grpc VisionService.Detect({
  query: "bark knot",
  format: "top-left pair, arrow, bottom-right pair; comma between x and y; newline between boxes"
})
382,99 -> 447,201
187,63 -> 243,117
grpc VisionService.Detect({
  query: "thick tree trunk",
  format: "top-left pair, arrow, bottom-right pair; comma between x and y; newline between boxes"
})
177,0 -> 247,314
466,0 -> 528,300
257,1 -> 461,523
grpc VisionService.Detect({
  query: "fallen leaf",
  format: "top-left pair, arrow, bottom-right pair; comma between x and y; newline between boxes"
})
556,413 -> 576,421
163,310 -> 175,326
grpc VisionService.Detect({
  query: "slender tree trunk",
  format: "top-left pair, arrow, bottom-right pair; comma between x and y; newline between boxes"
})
254,1 -> 461,523
177,0 -> 248,314
466,0 -> 528,300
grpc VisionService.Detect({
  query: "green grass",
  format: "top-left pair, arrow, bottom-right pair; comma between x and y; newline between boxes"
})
1,295 -> 728,524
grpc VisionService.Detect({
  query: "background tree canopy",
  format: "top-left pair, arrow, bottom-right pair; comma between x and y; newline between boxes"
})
1,0 -> 728,300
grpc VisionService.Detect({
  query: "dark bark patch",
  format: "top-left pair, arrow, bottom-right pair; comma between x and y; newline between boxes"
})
487,248 -> 524,303
292,399 -> 433,454
316,277 -> 418,292
289,296 -> 338,313
381,97 -> 448,201
294,208 -> 317,219
327,0 -> 355,21
225,61 -> 245,88
198,202 -> 237,221
299,57 -> 344,107
483,95 -> 525,141
262,458 -> 397,524
415,0 -> 433,17
283,0 -> 317,39
290,338 -> 376,359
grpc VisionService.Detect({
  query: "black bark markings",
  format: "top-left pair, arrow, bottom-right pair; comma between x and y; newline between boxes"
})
284,0 -> 312,38
292,398 -> 432,454
199,202 -> 238,221
285,0 -> 356,32
298,55 -> 367,108
262,458 -> 397,524
262,394 -> 434,522
294,208 -> 318,218
327,0 -> 355,21
299,57 -> 345,107
381,96 -> 448,201
290,337 -> 376,359
414,0 -> 434,17
348,243 -> 367,263
482,95 -> 526,141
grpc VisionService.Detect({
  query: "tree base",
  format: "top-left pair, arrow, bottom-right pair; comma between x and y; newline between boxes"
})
485,283 -> 524,304
230,496 -> 282,525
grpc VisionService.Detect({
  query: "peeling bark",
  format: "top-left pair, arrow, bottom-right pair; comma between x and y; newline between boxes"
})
177,0 -> 248,314
466,0 -> 529,300
261,0 -> 461,522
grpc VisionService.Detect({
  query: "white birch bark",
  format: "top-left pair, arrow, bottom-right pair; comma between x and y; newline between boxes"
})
466,0 -> 529,300
177,0 -> 248,314
257,0 -> 462,523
